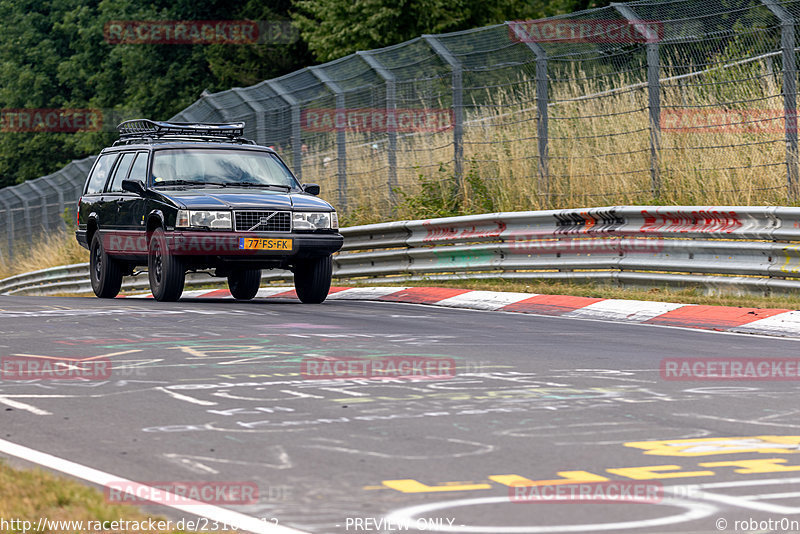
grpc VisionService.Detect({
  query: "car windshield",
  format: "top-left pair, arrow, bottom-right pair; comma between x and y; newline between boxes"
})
151,149 -> 299,189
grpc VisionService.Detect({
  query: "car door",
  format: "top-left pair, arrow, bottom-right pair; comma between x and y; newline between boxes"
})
123,151 -> 150,256
81,152 -> 119,239
102,152 -> 136,253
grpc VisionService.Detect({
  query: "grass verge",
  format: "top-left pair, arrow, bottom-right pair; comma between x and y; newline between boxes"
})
0,459 -> 229,533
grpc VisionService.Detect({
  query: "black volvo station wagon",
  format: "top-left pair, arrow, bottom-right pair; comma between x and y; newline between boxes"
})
76,120 -> 343,303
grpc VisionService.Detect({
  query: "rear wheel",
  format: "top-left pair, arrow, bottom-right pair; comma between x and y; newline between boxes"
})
90,232 -> 123,298
293,255 -> 332,304
228,269 -> 261,300
148,227 -> 185,302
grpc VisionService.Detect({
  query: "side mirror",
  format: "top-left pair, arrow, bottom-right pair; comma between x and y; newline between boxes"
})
122,179 -> 146,196
302,183 -> 320,196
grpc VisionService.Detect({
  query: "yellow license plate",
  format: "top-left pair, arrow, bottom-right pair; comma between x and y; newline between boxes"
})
238,238 -> 292,251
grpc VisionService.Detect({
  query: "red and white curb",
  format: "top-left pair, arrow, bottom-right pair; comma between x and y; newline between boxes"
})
123,286 -> 800,339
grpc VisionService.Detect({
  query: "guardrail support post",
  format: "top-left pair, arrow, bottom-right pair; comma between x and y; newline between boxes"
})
309,66 -> 348,211
763,0 -> 799,201
265,80 -> 304,181
423,35 -> 464,188
358,51 -> 398,206
614,4 -> 661,198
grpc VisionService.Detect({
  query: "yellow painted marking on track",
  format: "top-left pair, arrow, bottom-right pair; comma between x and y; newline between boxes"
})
381,479 -> 492,493
624,436 -> 800,456
490,471 -> 608,487
698,458 -> 800,474
606,465 -> 715,479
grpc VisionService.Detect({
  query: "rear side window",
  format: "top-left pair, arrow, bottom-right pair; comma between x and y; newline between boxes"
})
85,153 -> 118,194
127,152 -> 149,183
107,153 -> 136,192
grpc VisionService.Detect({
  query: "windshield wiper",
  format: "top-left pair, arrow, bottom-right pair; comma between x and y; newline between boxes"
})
221,182 -> 293,191
153,180 -> 224,188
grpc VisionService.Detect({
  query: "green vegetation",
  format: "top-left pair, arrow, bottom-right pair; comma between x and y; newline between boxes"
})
0,0 -> 606,189
0,459 -> 230,533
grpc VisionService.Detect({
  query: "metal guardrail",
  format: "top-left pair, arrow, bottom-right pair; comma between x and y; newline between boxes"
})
4,206 -> 800,297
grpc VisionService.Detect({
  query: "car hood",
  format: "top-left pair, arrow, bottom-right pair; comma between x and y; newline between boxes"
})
157,189 -> 335,211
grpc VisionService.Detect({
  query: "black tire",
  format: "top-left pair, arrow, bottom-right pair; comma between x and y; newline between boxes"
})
293,255 -> 332,304
228,269 -> 262,300
90,232 -> 123,299
148,227 -> 185,302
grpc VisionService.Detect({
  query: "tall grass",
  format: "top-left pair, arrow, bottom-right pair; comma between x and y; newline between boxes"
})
0,229 -> 88,279
305,55 -> 789,223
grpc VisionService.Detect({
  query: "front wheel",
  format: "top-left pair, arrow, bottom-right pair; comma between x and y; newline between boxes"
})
293,255 -> 332,304
90,232 -> 123,298
148,227 -> 185,302
228,269 -> 262,300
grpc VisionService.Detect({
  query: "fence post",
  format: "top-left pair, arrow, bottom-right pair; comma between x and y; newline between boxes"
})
0,195 -> 13,261
231,88 -> 269,146
763,0 -> 798,201
309,66 -> 348,211
40,175 -> 65,230
423,35 -> 464,187
25,181 -> 48,231
265,80 -> 303,181
357,51 -> 398,206
6,188 -> 32,244
509,22 -> 550,205
614,4 -> 661,197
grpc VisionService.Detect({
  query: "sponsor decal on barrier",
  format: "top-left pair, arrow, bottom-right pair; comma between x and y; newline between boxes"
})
639,209 -> 742,233
660,358 -> 800,381
553,210 -> 625,234
104,480 -> 259,505
301,356 -> 456,380
301,108 -> 454,132
421,220 -> 507,242
508,19 -> 663,43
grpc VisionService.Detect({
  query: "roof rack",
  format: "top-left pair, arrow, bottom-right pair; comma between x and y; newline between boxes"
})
114,119 -> 254,145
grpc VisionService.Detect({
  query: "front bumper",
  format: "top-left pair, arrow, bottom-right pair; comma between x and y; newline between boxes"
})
169,230 -> 343,259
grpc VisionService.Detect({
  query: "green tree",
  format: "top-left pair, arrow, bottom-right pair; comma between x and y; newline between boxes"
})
292,0 -> 613,62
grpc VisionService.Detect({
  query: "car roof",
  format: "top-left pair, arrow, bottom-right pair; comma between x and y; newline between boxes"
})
100,142 -> 278,154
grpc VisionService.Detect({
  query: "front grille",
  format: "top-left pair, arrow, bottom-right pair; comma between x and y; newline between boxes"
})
234,211 -> 291,232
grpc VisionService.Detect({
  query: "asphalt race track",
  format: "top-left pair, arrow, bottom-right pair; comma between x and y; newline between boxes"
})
3,294 -> 800,533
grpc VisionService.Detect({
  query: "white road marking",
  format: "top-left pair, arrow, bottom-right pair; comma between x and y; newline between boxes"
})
0,396 -> 51,415
384,494 -> 716,533
156,387 -> 217,406
0,438 -> 308,534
